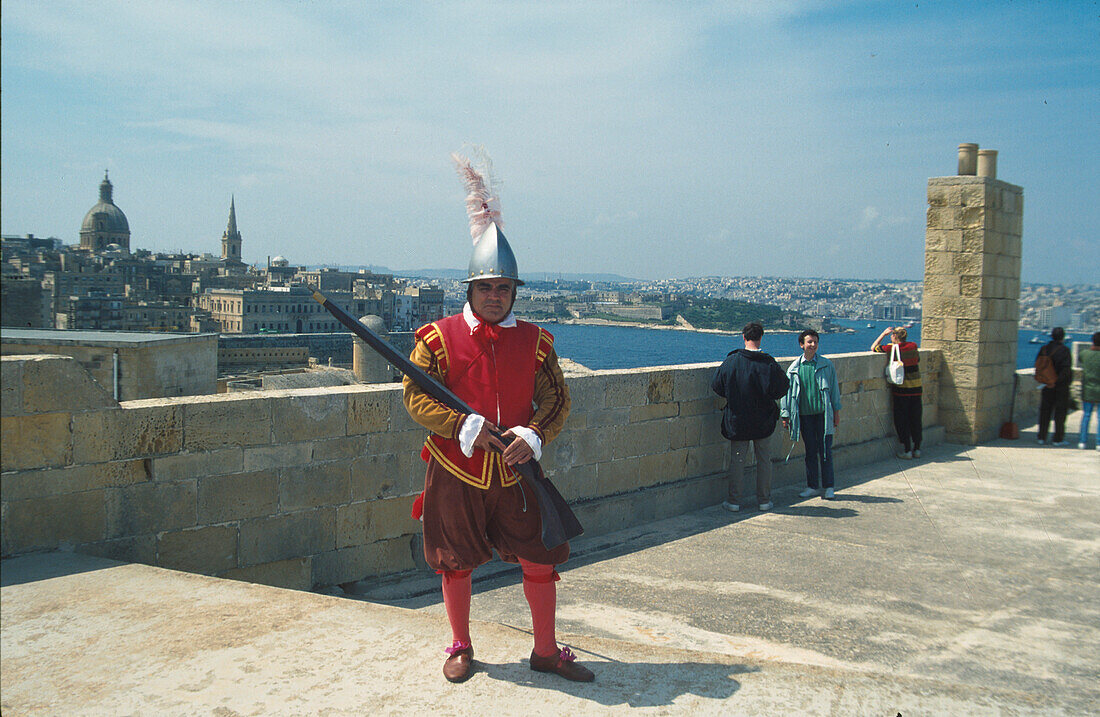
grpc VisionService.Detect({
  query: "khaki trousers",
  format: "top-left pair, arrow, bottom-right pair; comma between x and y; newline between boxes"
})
727,431 -> 774,506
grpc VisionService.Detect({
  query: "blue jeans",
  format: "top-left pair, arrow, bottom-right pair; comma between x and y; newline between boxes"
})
802,412 -> 834,490
1081,401 -> 1097,446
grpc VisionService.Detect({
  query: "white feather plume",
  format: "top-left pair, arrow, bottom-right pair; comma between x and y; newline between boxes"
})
451,145 -> 503,244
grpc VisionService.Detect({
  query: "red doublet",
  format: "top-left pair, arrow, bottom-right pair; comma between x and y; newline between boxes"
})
417,313 -> 553,489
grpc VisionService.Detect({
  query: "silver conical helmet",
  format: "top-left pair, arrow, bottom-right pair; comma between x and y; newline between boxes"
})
462,222 -> 524,285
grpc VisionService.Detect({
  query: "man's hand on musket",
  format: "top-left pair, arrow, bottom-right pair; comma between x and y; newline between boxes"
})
500,429 -> 535,465
472,421 -> 508,454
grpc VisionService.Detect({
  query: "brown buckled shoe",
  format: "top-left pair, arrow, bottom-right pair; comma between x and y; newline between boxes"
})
529,646 -> 594,682
443,642 -> 474,683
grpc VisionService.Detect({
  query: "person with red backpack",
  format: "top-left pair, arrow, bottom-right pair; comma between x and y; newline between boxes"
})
1035,327 -> 1073,445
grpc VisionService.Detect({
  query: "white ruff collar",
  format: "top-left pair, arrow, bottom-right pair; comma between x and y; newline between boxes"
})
463,302 -> 516,332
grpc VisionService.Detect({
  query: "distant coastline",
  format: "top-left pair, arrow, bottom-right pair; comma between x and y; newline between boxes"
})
537,316 -> 851,336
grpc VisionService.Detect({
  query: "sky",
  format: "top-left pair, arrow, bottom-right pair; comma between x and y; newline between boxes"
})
2,1 -> 1097,284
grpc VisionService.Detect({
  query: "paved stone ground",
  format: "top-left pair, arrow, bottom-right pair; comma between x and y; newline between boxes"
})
2,417 -> 1097,715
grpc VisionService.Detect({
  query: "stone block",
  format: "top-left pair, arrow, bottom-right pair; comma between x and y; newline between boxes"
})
603,373 -> 647,408
960,228 -> 987,253
960,183 -> 986,207
548,463 -> 597,502
351,452 -> 415,500
346,390 -> 392,434
279,462 -> 350,512
157,524 -> 238,574
367,429 -> 424,455
239,508 -> 335,565
3,491 -> 107,554
220,557 -> 312,591
243,442 -> 313,472
596,455 -> 644,495
585,407 -> 630,429
959,275 -> 984,298
672,368 -> 717,403
107,480 -> 197,539
926,206 -> 962,230
1,358 -> 23,417
365,495 -> 420,542
73,405 -> 183,463
21,355 -> 116,413
565,376 -> 604,413
924,273 -> 960,297
611,420 -> 671,459
646,371 -> 674,403
336,501 -> 371,548
312,435 -> 369,462
183,397 -> 272,451
923,250 -> 955,276
311,537 -> 416,586
154,448 -> 243,482
670,414 -> 705,450
197,470 -> 278,524
960,205 -> 989,229
924,228 -> 962,252
628,402 -> 679,422
679,397 -> 721,417
1,412 -> 73,471
77,535 -> 157,565
1,459 -> 150,502
952,252 -> 987,276
272,392 -> 347,443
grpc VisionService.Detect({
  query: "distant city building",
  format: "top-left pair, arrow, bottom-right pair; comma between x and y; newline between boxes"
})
80,171 -> 131,252
1038,305 -> 1072,328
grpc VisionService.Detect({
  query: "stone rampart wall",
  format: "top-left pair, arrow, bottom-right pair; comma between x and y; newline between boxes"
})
4,349 -> 948,591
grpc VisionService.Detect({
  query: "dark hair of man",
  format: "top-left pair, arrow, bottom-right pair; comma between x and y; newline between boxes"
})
1092,331 -> 1100,347
1052,326 -> 1065,341
742,322 -> 764,342
798,329 -> 819,346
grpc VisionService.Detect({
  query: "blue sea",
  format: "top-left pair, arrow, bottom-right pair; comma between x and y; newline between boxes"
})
548,319 -> 1092,371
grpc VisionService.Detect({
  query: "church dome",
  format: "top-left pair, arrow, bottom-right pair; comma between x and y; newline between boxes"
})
81,173 -> 130,234
80,171 -> 131,252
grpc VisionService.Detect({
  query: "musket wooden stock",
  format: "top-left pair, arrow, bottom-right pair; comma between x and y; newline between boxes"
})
309,288 -> 582,550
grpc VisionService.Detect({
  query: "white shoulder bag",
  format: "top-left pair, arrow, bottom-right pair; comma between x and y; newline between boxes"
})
886,343 -> 905,385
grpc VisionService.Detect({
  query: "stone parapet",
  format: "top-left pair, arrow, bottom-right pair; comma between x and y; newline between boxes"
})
2,348 -> 942,590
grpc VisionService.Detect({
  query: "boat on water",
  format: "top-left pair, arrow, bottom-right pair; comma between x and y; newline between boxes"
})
1029,336 -> 1043,344
866,323 -> 874,328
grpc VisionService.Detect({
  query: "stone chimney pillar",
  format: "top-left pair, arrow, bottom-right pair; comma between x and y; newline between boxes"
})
922,145 -> 1023,444
353,315 -> 394,383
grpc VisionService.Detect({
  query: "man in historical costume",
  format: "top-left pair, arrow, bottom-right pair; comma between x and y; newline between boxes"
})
402,152 -> 594,684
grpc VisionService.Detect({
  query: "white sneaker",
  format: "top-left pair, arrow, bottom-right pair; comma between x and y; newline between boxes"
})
1052,441 -> 1069,447
799,487 -> 818,498
758,502 -> 773,511
1037,438 -> 1046,445
824,488 -> 835,499
722,500 -> 740,513
896,450 -> 912,459
1081,442 -> 1088,449
912,449 -> 921,459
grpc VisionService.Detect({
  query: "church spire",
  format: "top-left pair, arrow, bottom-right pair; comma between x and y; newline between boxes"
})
221,195 -> 243,263
227,195 -> 238,235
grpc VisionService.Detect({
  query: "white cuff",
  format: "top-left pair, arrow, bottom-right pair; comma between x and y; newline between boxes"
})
458,414 -> 485,458
507,425 -> 543,461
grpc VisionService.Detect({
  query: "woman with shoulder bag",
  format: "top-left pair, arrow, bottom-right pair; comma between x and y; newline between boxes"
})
872,326 -> 923,459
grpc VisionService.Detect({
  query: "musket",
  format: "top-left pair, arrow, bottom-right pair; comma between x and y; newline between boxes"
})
309,288 -> 583,550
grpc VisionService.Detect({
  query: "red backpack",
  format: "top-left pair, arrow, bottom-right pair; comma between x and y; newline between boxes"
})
1034,348 -> 1057,387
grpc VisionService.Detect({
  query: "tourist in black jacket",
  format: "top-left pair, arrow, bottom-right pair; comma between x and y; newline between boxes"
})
711,322 -> 790,512
1037,326 -> 1074,445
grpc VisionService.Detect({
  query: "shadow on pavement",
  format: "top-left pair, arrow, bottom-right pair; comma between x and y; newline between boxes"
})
476,658 -> 755,707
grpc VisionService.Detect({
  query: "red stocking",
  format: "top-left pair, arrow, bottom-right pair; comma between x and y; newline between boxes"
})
441,570 -> 472,646
519,558 -> 559,658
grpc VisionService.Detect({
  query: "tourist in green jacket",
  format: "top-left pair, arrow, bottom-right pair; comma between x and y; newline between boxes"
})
1079,331 -> 1100,450
781,330 -> 842,499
